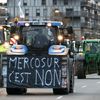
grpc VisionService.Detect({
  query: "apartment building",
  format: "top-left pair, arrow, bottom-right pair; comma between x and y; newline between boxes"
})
0,7 -> 8,24
81,0 -> 100,38
7,0 -> 100,40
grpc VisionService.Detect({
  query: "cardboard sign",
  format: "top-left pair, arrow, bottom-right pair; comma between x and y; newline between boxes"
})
7,55 -> 62,88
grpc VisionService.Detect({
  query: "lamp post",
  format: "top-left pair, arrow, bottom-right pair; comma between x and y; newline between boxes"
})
14,0 -> 15,18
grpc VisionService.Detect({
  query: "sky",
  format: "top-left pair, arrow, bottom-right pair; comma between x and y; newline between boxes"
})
0,0 -> 7,3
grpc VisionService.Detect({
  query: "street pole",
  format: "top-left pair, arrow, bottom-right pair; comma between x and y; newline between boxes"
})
14,0 -> 15,18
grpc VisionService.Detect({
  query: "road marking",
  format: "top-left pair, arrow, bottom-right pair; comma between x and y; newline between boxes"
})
56,96 -> 63,100
81,85 -> 87,88
96,81 -> 100,84
74,90 -> 76,92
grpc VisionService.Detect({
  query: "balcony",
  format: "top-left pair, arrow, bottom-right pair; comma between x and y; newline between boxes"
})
81,22 -> 94,29
81,1 -> 93,8
81,11 -> 95,19
81,1 -> 97,9
65,11 -> 81,17
82,12 -> 99,20
81,11 -> 89,17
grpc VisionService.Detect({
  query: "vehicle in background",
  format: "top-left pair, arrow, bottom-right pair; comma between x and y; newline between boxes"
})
0,25 -> 10,53
75,39 -> 100,79
0,25 -> 11,86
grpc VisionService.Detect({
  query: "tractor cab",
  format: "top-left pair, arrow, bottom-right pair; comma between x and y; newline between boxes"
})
9,21 -> 65,54
75,39 -> 100,79
7,20 -> 75,57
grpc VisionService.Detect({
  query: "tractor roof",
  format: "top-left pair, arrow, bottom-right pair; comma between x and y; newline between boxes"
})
17,21 -> 63,27
82,39 -> 100,43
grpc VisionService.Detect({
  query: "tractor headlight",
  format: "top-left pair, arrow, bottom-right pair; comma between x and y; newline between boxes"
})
0,26 -> 3,30
79,53 -> 84,56
14,35 -> 20,40
57,35 -> 63,42
25,23 -> 30,26
47,23 -> 52,27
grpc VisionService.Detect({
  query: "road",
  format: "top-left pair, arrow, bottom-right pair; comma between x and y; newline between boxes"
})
0,74 -> 100,100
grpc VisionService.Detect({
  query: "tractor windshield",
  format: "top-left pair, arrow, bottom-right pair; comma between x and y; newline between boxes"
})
85,42 -> 98,53
20,26 -> 57,46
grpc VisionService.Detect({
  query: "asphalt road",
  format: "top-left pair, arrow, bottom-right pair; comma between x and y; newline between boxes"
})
0,74 -> 100,100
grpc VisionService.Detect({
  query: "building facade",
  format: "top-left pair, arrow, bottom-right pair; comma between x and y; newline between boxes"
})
0,3 -> 8,24
7,0 -> 100,40
81,0 -> 100,38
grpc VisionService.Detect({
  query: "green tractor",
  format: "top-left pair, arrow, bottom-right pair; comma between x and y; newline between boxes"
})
75,39 -> 100,79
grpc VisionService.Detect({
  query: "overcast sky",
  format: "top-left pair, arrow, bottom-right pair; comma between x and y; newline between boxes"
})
0,0 -> 7,3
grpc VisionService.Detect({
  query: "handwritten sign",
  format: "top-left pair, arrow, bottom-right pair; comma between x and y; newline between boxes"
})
7,55 -> 62,88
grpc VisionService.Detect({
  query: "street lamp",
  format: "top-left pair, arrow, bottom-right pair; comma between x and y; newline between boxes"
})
54,9 -> 64,21
50,8 -> 60,21
54,9 -> 60,14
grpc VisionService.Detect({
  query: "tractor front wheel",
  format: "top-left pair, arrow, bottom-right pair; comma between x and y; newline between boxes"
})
77,61 -> 86,79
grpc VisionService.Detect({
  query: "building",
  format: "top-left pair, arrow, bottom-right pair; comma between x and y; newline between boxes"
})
81,0 -> 100,39
7,0 -> 100,40
0,3 -> 8,24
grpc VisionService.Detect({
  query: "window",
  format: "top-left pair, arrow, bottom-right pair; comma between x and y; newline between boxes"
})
41,0 -> 46,5
33,0 -> 36,6
25,9 -> 29,16
43,8 -> 47,17
85,42 -> 98,53
53,0 -> 57,5
66,8 -> 73,16
64,0 -> 68,5
23,0 -> 27,6
21,26 -> 55,46
36,9 -> 40,16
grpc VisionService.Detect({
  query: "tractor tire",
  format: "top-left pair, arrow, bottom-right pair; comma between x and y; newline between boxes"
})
53,62 -> 70,95
69,69 -> 74,93
69,58 -> 74,93
97,62 -> 100,75
97,69 -> 100,75
77,61 -> 86,79
53,88 -> 69,95
6,88 -> 27,95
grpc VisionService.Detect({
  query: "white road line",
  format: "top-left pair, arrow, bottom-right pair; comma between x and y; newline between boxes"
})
74,90 -> 76,92
96,81 -> 100,84
81,85 -> 87,88
56,96 -> 63,100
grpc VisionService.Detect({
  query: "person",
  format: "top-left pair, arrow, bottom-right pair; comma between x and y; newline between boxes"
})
85,43 -> 90,52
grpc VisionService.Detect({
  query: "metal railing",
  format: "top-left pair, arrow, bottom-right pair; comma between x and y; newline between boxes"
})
65,11 -> 81,17
81,1 -> 96,9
